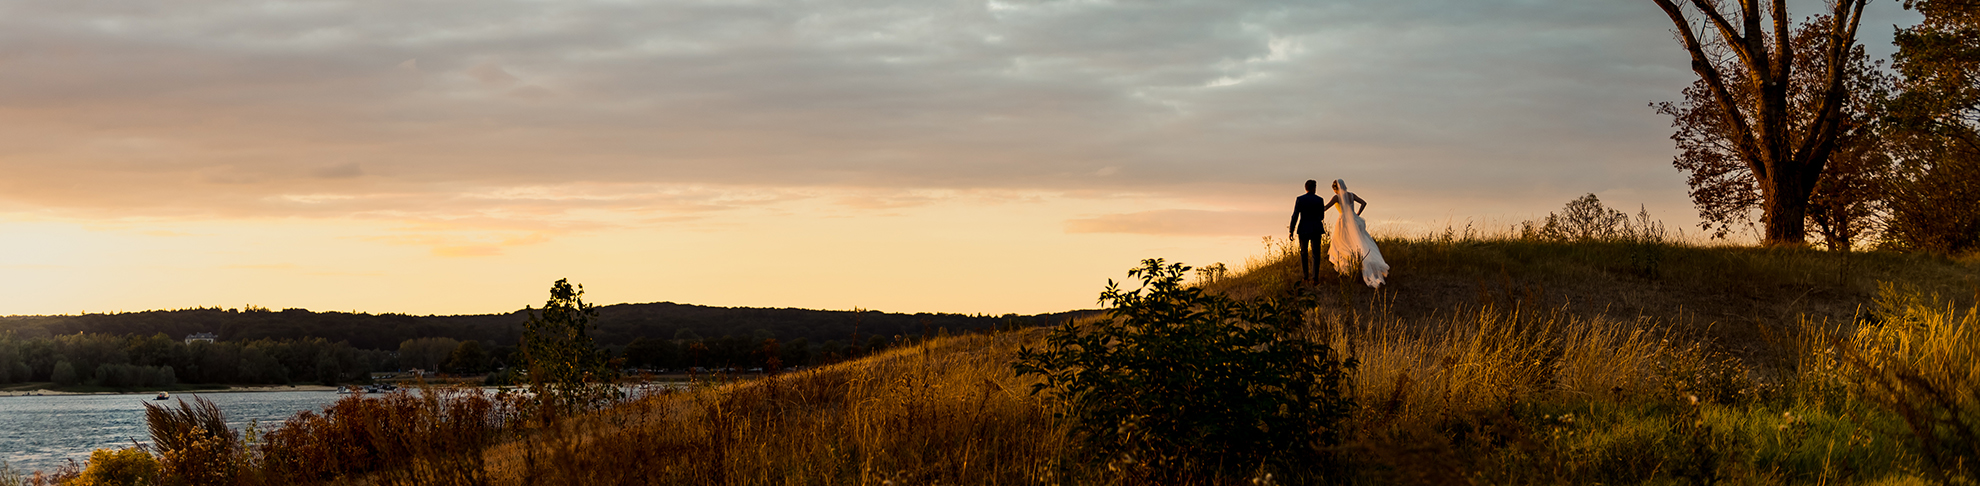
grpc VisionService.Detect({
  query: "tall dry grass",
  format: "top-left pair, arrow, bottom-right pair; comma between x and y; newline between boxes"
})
256,387 -> 512,485
30,227 -> 1978,485
483,330 -> 1077,485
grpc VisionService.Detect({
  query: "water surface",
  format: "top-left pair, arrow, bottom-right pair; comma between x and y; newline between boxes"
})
0,391 -> 342,474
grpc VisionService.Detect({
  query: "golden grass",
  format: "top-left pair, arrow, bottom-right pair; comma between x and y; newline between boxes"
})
482,330 -> 1080,485
38,231 -> 1979,485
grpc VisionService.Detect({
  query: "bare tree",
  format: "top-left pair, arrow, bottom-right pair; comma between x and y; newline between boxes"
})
1649,0 -> 1872,245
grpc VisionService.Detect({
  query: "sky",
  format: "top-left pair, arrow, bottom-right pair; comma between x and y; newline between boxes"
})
0,0 -> 1926,317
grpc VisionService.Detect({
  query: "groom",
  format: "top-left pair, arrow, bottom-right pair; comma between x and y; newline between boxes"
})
1289,179 -> 1327,283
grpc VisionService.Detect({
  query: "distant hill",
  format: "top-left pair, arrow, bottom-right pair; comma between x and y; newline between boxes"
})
0,303 -> 1101,350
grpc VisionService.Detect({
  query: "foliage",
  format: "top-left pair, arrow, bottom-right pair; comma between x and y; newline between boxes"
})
50,361 -> 77,386
0,302 -> 1053,364
1014,259 -> 1356,477
71,448 -> 161,486
1521,193 -> 1667,244
0,333 -> 382,387
91,363 -> 176,389
443,340 -> 491,374
519,279 -> 618,415
396,337 -> 460,373
1884,0 -> 1980,255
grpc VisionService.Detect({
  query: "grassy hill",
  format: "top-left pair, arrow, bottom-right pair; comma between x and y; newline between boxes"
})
31,235 -> 1980,485
1216,235 -> 1978,365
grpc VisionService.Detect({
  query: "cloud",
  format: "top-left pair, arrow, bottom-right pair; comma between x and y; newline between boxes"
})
1065,209 -> 1277,236
312,163 -> 364,179
433,245 -> 504,257
0,0 -> 1924,229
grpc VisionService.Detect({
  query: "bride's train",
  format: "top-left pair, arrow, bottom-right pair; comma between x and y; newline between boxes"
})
1328,213 -> 1388,288
1326,180 -> 1389,288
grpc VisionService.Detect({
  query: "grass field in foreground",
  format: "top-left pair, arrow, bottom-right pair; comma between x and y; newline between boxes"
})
18,235 -> 1978,485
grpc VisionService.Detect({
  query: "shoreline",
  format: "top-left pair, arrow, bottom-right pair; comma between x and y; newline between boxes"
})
0,385 -> 339,397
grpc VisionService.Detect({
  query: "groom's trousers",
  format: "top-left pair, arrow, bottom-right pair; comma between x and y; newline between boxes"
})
1298,234 -> 1323,281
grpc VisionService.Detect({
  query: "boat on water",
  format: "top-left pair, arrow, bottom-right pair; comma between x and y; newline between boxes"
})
154,392 -> 169,400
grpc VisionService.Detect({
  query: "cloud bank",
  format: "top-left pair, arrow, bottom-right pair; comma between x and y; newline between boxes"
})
9,0 -> 1902,220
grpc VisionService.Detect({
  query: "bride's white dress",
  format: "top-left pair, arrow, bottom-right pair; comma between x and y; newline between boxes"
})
1328,192 -> 1390,288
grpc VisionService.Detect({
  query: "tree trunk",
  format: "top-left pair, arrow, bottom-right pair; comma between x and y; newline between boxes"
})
1761,172 -> 1810,244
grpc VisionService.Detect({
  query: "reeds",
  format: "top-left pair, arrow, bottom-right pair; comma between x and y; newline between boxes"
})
145,396 -> 242,484
257,387 -> 512,485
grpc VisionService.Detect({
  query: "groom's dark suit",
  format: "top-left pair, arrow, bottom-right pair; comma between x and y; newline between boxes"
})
1290,192 -> 1328,281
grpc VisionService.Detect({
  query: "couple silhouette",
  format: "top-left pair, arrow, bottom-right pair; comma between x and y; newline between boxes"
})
1288,179 -> 1389,288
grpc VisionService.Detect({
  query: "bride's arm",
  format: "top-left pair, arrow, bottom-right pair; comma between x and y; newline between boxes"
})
1325,195 -> 1340,210
1352,194 -> 1368,216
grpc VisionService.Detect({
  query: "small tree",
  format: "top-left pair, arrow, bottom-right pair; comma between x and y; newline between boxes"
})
519,279 -> 617,415
1014,259 -> 1355,478
444,340 -> 491,374
52,360 -> 78,386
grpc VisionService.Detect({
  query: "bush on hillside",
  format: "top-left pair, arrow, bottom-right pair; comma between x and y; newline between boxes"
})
1014,259 -> 1356,478
1523,193 -> 1668,244
72,447 -> 161,486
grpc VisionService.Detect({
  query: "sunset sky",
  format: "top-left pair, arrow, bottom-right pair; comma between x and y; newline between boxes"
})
0,0 -> 1922,317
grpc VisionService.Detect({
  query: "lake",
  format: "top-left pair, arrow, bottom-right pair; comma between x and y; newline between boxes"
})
0,391 -> 344,474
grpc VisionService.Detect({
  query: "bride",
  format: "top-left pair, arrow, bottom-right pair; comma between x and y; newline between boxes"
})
1326,179 -> 1389,288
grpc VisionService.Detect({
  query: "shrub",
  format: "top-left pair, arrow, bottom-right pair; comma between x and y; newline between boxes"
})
72,448 -> 161,486
1522,193 -> 1667,244
51,361 -> 78,386
1014,259 -> 1355,478
144,397 -> 241,485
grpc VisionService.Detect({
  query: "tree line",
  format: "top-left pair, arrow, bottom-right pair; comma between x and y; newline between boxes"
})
0,302 -> 1085,354
0,313 -> 1081,387
0,333 -> 389,387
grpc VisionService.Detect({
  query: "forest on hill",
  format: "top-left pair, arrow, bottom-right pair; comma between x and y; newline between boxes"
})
0,302 -> 1098,388
0,302 -> 1094,351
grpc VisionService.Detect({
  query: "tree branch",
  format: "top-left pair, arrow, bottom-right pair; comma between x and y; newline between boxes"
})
1656,0 -> 1769,179
1689,0 -> 1753,63
1772,0 -> 1792,79
1793,0 -> 1869,181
